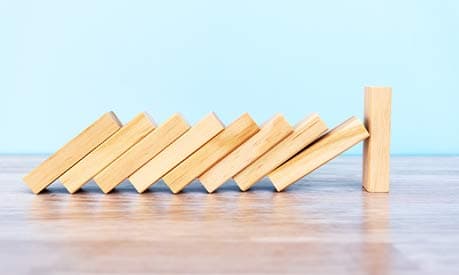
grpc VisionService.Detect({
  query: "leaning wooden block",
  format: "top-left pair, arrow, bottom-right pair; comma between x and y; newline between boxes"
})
163,113 -> 259,193
94,114 -> 190,193
129,113 -> 225,193
234,113 -> 328,191
269,116 -> 369,191
363,86 -> 392,192
60,112 -> 156,193
23,112 -> 122,194
200,114 -> 293,193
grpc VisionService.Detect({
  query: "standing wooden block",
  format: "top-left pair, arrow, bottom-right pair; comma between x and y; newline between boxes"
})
234,113 -> 328,191
22,112 -> 122,194
60,113 -> 156,193
200,114 -> 293,193
94,114 -> 190,193
269,117 -> 369,191
163,113 -> 259,193
363,86 -> 392,192
129,113 -> 225,193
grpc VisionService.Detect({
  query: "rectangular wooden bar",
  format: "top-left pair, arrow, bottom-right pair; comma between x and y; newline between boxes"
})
163,113 -> 259,193
269,117 -> 369,191
94,114 -> 190,193
234,113 -> 328,191
363,86 -> 392,192
60,113 -> 156,193
23,112 -> 122,194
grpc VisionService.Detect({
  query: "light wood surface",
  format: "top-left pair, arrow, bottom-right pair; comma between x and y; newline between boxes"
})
234,113 -> 328,191
60,113 -> 156,193
164,113 -> 259,193
200,114 -> 293,193
269,117 -> 369,191
23,112 -> 122,194
94,114 -> 190,193
129,113 -> 225,193
363,86 -> 392,192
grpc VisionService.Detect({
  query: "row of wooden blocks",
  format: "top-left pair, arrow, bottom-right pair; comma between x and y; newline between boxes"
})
23,87 -> 392,194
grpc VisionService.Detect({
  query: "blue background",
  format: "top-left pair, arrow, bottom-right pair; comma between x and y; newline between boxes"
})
1,0 -> 458,154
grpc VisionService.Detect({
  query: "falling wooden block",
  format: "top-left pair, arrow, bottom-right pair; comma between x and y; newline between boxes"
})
363,86 -> 392,193
129,113 -> 225,193
60,113 -> 156,193
163,113 -> 259,193
94,114 -> 190,193
200,114 -> 293,193
22,112 -> 122,194
234,113 -> 328,191
269,116 -> 369,191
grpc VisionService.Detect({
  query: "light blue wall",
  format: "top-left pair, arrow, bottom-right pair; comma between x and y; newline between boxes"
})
1,0 -> 458,154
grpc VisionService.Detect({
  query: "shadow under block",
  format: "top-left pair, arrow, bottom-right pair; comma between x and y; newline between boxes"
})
60,113 -> 156,193
200,114 -> 293,193
129,113 -> 225,193
234,113 -> 328,191
269,117 -> 369,192
163,113 -> 259,193
23,112 -> 122,194
94,114 -> 190,193
363,86 -> 392,193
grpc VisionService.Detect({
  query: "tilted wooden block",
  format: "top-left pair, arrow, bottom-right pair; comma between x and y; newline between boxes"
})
269,116 -> 369,191
200,114 -> 293,193
129,113 -> 225,193
94,114 -> 190,193
234,113 -> 328,191
60,113 -> 156,193
363,86 -> 392,192
163,113 -> 259,193
23,112 -> 122,194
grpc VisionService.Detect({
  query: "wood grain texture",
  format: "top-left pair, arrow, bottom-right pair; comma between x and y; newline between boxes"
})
129,113 -> 225,193
234,113 -> 328,191
60,113 -> 156,193
22,112 -> 122,194
200,114 -> 293,193
94,114 -> 190,193
269,116 -> 369,191
163,113 -> 259,194
363,86 -> 392,192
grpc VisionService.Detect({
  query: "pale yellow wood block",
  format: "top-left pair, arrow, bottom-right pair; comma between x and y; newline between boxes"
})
60,113 -> 156,193
234,113 -> 328,191
22,112 -> 122,194
200,114 -> 293,193
363,86 -> 392,193
269,116 -> 369,191
163,113 -> 259,194
129,113 -> 225,193
94,114 -> 190,193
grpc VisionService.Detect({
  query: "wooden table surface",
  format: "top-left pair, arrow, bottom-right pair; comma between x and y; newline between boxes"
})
1,156 -> 458,275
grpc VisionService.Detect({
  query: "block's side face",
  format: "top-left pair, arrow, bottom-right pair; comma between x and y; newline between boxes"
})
363,87 -> 392,192
164,113 -> 259,193
60,112 -> 156,193
94,114 -> 190,193
234,113 -> 328,191
23,112 -> 122,194
269,117 -> 369,192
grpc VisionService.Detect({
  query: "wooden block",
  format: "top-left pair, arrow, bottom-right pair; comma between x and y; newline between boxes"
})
23,112 -> 122,194
363,86 -> 392,192
269,116 -> 369,191
234,113 -> 328,191
200,114 -> 293,193
94,114 -> 190,193
129,113 -> 225,193
60,113 -> 156,193
164,113 -> 259,193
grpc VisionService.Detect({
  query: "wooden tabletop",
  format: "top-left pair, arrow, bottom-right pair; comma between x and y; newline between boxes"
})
1,156 -> 458,274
